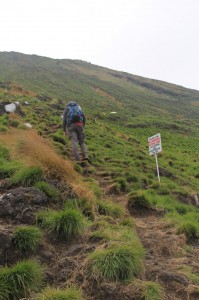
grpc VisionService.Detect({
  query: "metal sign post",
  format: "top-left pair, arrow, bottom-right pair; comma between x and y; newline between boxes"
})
155,153 -> 160,182
148,133 -> 162,182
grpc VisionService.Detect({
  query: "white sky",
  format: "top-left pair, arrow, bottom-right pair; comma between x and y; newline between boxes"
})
1,0 -> 199,90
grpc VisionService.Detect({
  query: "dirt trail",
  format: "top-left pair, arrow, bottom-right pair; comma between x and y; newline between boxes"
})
96,170 -> 199,300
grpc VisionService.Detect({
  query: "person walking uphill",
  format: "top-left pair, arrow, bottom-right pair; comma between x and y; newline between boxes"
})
62,101 -> 89,162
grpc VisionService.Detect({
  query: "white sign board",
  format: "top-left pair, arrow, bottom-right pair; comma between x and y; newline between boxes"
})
148,133 -> 162,156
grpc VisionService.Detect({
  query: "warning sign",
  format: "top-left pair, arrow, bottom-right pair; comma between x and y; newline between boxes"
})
148,133 -> 162,156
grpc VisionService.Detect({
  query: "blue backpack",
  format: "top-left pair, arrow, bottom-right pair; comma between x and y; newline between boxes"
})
66,102 -> 83,125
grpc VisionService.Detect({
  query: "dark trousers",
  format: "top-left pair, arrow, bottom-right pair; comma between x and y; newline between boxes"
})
68,124 -> 88,161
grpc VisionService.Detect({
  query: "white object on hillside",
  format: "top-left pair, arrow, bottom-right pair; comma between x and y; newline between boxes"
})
15,101 -> 20,106
24,101 -> 29,105
24,123 -> 32,128
5,103 -> 17,113
110,111 -> 117,114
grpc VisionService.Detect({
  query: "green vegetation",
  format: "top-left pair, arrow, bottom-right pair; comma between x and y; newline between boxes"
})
0,260 -> 44,299
37,208 -> 87,239
0,52 -> 199,299
10,166 -> 43,186
64,198 -> 95,219
13,226 -> 42,253
36,287 -> 83,300
35,181 -> 60,201
96,199 -> 125,218
87,245 -> 143,282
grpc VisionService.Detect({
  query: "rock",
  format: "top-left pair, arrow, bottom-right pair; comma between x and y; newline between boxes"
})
5,103 -> 17,113
24,122 -> 32,128
0,101 -> 22,116
0,187 -> 48,224
0,228 -> 12,250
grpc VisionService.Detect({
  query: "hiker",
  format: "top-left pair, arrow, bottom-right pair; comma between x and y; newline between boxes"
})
62,101 -> 89,162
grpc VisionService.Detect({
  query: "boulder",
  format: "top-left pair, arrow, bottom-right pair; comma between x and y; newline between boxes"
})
0,187 -> 48,224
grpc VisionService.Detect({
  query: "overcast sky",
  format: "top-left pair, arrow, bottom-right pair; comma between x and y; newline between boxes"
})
1,0 -> 199,90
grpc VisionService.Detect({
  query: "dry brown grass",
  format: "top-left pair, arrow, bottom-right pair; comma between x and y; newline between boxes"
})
0,129 -> 95,202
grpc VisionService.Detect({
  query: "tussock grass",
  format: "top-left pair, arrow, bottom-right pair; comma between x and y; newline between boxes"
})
177,221 -> 199,239
13,226 -> 42,253
87,245 -> 144,282
0,160 -> 22,179
36,287 -> 83,300
0,278 -> 9,300
64,198 -> 95,219
128,191 -> 153,210
10,166 -> 43,186
168,211 -> 199,239
96,199 -> 125,218
37,208 -> 87,240
130,279 -> 164,300
0,260 -> 44,299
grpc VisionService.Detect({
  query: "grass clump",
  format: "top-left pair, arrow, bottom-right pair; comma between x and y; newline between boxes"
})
0,160 -> 22,179
36,287 -> 83,300
130,279 -> 164,300
64,198 -> 95,219
141,281 -> 164,300
12,226 -> 42,253
0,260 -> 44,299
0,144 -> 10,160
177,221 -> 199,239
10,166 -> 43,186
0,278 -> 9,300
38,208 -> 87,240
96,199 -> 125,218
87,245 -> 144,282
35,181 -> 60,201
128,191 -> 153,210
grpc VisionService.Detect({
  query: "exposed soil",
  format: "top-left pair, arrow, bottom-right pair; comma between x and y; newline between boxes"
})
98,171 -> 199,300
0,160 -> 199,300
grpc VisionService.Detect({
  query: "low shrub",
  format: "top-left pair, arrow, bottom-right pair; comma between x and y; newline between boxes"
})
0,260 -> 44,299
12,226 -> 42,253
96,199 -> 125,218
10,166 -> 43,186
87,245 -> 144,282
36,287 -> 83,300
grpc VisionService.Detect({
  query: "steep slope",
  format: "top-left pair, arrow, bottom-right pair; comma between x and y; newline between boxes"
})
0,52 -> 199,299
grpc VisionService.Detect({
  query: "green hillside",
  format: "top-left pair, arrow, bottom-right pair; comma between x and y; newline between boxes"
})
0,51 -> 199,300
